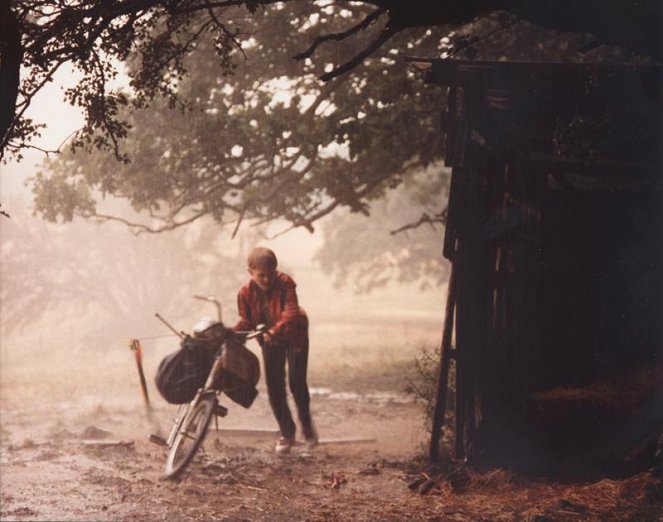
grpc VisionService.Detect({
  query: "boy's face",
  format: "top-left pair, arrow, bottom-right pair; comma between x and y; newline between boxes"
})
249,267 -> 276,291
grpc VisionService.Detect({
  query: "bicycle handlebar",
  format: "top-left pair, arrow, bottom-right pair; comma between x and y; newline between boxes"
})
193,294 -> 222,321
236,324 -> 267,340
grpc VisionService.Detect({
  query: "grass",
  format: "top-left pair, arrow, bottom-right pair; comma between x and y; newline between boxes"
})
307,315 -> 441,393
0,313 -> 442,410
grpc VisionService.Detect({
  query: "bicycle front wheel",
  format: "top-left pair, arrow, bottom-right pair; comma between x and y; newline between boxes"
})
164,394 -> 216,479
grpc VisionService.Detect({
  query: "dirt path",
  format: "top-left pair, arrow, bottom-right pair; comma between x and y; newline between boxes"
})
1,381 -> 661,521
0,384 -> 432,521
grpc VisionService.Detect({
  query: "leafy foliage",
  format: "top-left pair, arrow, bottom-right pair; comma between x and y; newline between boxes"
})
4,0 -> 246,159
31,4 -> 444,235
29,5 -> 653,291
5,1 -> 659,297
3,1 -> 659,160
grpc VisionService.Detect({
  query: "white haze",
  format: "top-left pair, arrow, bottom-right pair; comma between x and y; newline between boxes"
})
0,68 -> 446,409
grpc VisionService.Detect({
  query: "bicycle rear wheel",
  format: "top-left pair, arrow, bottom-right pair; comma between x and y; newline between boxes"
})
164,394 -> 216,479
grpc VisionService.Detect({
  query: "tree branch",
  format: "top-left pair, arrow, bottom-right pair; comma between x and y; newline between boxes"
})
206,4 -> 247,60
390,208 -> 448,236
319,25 -> 399,82
81,208 -> 209,234
293,8 -> 386,61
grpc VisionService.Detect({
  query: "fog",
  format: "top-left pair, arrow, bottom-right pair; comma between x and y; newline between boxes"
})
0,65 -> 447,419
0,139 -> 447,519
0,181 -> 446,412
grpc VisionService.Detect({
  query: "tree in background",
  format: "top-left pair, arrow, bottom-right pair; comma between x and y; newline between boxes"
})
27,4 -> 648,292
314,166 -> 450,293
0,200 -> 246,347
29,4 -> 444,235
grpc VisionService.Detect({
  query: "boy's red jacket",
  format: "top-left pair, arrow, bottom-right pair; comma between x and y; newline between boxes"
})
234,271 -> 308,352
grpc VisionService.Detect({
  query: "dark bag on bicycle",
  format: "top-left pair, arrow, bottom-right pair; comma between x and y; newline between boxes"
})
155,338 -> 215,404
213,334 -> 260,409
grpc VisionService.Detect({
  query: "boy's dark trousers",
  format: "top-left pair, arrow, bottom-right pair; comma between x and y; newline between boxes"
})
261,342 -> 313,440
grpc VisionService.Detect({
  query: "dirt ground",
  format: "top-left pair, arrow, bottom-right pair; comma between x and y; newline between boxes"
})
1,361 -> 661,522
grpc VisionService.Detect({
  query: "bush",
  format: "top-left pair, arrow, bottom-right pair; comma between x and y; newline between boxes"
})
405,345 -> 456,430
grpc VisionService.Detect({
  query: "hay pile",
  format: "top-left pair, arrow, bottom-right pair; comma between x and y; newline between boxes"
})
528,363 -> 663,461
423,467 -> 662,520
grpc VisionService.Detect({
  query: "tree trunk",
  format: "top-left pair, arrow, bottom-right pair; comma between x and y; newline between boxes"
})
0,1 -> 22,156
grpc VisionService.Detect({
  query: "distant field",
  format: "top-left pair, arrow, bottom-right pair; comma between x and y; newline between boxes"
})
1,271 -> 447,407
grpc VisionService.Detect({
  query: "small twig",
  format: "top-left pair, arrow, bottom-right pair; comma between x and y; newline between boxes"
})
390,209 -> 447,235
207,5 -> 247,60
231,207 -> 245,239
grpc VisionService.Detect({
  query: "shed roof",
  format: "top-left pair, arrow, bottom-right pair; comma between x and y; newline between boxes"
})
407,59 -> 662,181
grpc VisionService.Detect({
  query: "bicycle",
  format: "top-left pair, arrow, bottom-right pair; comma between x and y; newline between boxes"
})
150,295 -> 264,479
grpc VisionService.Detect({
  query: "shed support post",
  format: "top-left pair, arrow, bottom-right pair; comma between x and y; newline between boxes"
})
428,266 -> 456,464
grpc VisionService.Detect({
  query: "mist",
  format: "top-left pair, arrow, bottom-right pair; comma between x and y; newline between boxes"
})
0,191 -> 446,399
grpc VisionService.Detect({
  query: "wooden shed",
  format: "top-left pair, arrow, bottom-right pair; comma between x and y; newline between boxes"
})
419,60 -> 662,471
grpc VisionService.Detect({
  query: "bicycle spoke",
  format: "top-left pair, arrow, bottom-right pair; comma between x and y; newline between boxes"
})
164,395 -> 217,479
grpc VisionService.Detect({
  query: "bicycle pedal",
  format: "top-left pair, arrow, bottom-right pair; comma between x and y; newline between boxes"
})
149,434 -> 168,447
214,404 -> 228,417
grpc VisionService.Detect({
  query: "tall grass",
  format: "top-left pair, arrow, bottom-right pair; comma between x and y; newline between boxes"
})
1,310 -> 444,410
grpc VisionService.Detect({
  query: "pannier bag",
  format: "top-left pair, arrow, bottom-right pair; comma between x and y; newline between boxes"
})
155,334 -> 260,408
155,338 -> 215,404
213,335 -> 260,409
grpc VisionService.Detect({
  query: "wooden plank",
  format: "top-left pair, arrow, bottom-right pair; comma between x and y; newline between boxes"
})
315,438 -> 376,446
443,165 -> 463,260
213,430 -> 376,446
214,428 -> 279,437
81,440 -> 135,448
444,86 -> 457,167
428,265 -> 456,464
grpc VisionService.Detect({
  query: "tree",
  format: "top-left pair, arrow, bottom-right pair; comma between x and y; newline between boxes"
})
2,1 -> 660,163
28,4 -> 648,254
27,3 -> 653,292
29,0 -> 649,233
0,200 -> 246,346
29,3 -> 444,235
314,166 -> 450,293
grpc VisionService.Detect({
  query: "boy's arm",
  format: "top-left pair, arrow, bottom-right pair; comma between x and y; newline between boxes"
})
268,280 -> 301,339
233,290 -> 254,331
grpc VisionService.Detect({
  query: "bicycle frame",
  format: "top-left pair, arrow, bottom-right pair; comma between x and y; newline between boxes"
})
165,347 -> 227,448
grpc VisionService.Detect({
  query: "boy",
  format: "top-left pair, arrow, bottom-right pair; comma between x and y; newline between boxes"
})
234,247 -> 317,453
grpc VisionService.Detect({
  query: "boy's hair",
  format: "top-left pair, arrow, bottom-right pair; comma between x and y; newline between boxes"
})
248,247 -> 278,271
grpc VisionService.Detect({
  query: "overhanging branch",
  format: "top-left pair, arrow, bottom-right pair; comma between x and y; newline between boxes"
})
293,8 -> 386,61
390,208 -> 447,236
81,209 -> 209,234
319,25 -> 399,82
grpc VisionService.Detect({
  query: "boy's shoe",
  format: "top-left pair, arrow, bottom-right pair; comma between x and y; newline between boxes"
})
275,436 -> 294,454
305,436 -> 319,450
303,426 -> 319,450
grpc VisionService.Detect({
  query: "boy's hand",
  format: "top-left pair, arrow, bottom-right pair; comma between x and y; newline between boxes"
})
263,331 -> 273,344
233,330 -> 248,342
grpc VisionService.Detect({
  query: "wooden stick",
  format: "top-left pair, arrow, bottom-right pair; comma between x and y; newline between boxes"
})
82,440 -> 135,448
215,428 -> 279,437
316,437 -> 377,446
130,339 -> 150,409
429,265 -> 457,464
